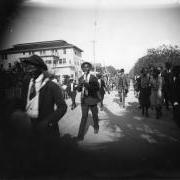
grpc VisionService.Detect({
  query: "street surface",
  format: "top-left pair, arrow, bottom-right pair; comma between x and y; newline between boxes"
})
58,82 -> 180,178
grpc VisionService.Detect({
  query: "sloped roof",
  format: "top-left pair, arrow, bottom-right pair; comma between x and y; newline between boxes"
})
0,40 -> 83,53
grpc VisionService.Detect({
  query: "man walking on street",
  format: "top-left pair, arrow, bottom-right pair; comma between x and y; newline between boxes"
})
117,68 -> 129,108
97,73 -> 109,111
67,78 -> 77,110
76,62 -> 101,141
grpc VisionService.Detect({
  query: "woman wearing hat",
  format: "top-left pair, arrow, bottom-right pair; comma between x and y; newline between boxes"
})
76,61 -> 101,141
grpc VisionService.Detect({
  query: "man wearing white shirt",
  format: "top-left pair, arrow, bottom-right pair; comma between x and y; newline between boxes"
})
11,55 -> 67,138
75,62 -> 101,141
67,78 -> 77,110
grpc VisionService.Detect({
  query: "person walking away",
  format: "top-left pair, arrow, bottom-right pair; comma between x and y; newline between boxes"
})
172,66 -> 180,127
76,62 -> 101,141
97,73 -> 109,111
67,78 -> 77,110
150,68 -> 163,119
139,68 -> 151,117
162,62 -> 174,110
117,68 -> 129,108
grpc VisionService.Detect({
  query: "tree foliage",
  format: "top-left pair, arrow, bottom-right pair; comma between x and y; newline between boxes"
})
130,44 -> 180,76
106,65 -> 117,76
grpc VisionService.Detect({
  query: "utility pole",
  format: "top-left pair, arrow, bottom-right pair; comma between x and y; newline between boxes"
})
93,40 -> 96,73
93,21 -> 97,74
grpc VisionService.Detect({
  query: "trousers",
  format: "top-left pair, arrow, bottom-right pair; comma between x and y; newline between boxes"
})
78,103 -> 99,139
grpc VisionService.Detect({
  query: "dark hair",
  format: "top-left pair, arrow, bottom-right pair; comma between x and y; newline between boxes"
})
120,68 -> 124,73
165,62 -> 172,69
81,62 -> 92,69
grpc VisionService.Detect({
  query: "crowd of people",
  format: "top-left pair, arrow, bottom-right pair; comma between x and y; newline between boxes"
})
0,55 -> 114,176
133,62 -> 180,122
1,54 -> 180,176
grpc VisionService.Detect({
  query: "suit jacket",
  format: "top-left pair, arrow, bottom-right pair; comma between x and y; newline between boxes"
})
22,73 -> 67,125
172,77 -> 180,104
118,74 -> 128,90
77,74 -> 100,105
98,79 -> 106,95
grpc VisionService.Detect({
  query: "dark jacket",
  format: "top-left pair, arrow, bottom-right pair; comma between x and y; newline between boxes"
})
77,74 -> 100,105
98,79 -> 106,95
22,73 -> 67,125
172,76 -> 180,104
38,80 -> 67,124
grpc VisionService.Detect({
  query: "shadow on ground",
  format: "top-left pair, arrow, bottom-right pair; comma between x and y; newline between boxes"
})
1,99 -> 180,179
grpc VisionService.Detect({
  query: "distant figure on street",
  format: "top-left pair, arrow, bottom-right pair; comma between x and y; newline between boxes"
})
172,66 -> 180,127
76,62 -> 101,141
139,68 -> 151,117
67,78 -> 77,110
150,68 -> 163,119
117,68 -> 129,108
97,73 -> 109,111
162,62 -> 174,110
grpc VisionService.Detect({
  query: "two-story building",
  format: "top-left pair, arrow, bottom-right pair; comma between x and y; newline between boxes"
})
0,40 -> 83,82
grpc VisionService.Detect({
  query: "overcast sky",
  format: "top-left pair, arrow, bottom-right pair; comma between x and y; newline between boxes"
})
2,0 -> 180,72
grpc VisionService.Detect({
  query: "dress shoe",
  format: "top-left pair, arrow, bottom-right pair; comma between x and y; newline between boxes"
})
94,127 -> 99,134
73,136 -> 84,141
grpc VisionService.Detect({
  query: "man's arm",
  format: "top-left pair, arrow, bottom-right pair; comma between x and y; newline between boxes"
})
46,82 -> 67,124
76,77 -> 84,92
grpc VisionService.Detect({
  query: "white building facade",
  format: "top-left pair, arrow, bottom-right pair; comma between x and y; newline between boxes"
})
0,40 -> 83,82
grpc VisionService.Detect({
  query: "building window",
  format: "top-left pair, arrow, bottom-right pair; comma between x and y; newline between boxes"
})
23,52 -> 25,55
59,59 -> 62,64
8,63 -> 11,68
69,59 -> 71,64
63,58 -> 66,64
63,49 -> 66,54
53,59 -> 58,65
29,51 -> 32,55
2,54 -> 7,59
45,60 -> 52,64
43,50 -> 46,54
0,64 -> 3,69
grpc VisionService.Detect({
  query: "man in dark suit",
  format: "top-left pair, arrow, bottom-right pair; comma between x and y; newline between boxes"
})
172,66 -> 180,127
162,62 -> 174,110
117,68 -> 129,108
76,62 -> 100,141
67,78 -> 77,110
97,73 -> 109,111
11,55 -> 67,138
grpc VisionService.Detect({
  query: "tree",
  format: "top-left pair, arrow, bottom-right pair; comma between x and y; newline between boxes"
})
106,65 -> 117,76
130,44 -> 180,76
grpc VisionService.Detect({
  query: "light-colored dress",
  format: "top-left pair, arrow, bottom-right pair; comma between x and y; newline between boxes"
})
150,75 -> 163,107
